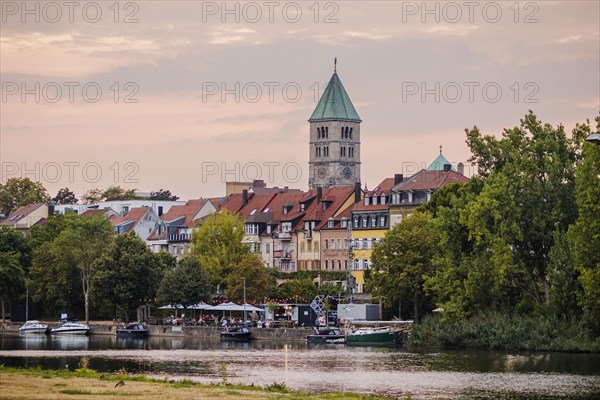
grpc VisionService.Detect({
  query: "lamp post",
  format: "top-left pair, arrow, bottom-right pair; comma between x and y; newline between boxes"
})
242,278 -> 247,323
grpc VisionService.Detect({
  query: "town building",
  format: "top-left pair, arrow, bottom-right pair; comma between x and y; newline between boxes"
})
308,61 -> 362,189
0,203 -> 49,234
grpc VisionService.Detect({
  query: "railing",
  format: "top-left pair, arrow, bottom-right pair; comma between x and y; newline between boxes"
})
273,250 -> 292,259
276,232 -> 292,240
168,233 -> 191,241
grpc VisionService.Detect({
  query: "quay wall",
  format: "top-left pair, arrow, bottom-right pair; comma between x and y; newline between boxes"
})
1,322 -> 314,342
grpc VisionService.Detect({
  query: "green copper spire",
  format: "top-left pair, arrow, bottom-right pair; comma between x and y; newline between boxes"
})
427,146 -> 455,171
309,59 -> 361,123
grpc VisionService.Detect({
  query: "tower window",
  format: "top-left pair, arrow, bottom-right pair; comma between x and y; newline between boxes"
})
349,147 -> 354,158
341,127 -> 344,138
325,126 -> 328,138
349,128 -> 353,139
324,146 -> 329,157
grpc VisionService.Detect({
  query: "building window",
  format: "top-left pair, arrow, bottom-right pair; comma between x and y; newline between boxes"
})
337,239 -> 342,249
380,216 -> 386,227
324,146 -> 329,157
364,196 -> 370,206
349,128 -> 353,139
245,224 -> 258,235
349,147 -> 354,158
371,216 -> 377,228
324,260 -> 329,270
353,217 -> 359,228
324,239 -> 328,249
372,196 -> 378,205
330,239 -> 335,249
380,194 -> 386,205
341,220 -> 347,228
354,259 -> 360,270
362,216 -> 368,228
327,220 -> 334,228
265,243 -> 270,254
282,223 -> 292,232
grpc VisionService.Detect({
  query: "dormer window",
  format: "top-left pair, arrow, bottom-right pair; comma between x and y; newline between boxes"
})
300,203 -> 305,211
327,220 -> 334,228
281,222 -> 292,232
372,196 -> 378,205
341,220 -> 347,228
381,194 -> 386,205
322,202 -> 330,211
283,205 -> 291,214
364,196 -> 370,206
267,225 -> 272,233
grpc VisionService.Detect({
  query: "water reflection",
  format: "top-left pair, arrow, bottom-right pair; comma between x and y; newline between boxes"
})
1,334 -> 599,399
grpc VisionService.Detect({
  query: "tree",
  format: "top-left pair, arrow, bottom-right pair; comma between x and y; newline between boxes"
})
0,178 -> 50,215
0,252 -> 25,322
226,254 -> 272,302
158,257 -> 211,312
52,188 -> 78,205
51,213 -> 113,322
101,186 -> 138,201
81,188 -> 103,204
367,211 -> 439,323
568,117 -> 600,332
191,210 -> 249,289
150,189 -> 179,201
94,234 -> 172,322
29,215 -> 83,316
0,226 -> 33,271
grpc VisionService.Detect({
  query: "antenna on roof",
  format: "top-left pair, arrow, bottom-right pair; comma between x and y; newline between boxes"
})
334,57 -> 337,73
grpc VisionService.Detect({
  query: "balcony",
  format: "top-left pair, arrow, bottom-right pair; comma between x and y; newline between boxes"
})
276,232 -> 292,241
273,250 -> 292,259
168,233 -> 191,242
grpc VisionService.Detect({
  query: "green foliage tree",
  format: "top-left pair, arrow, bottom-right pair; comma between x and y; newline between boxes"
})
29,215 -> 83,316
52,187 -> 78,205
0,226 -> 33,271
94,234 -> 173,322
226,254 -> 272,302
0,178 -> 50,215
80,188 -> 103,204
568,117 -> 600,333
32,213 -> 113,322
158,257 -> 211,312
367,211 -> 439,323
0,252 -> 24,322
101,186 -> 138,201
191,210 -> 249,289
150,189 -> 179,201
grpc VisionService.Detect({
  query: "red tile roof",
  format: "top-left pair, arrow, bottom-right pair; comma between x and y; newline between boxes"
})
369,177 -> 395,195
351,203 -> 389,212
161,199 -> 208,228
393,170 -> 469,192
110,207 -> 151,233
1,203 -> 45,226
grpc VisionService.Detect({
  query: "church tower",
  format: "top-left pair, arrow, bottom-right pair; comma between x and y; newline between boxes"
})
308,59 -> 362,189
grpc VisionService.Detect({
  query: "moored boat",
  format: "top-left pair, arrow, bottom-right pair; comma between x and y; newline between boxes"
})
18,320 -> 49,334
50,319 -> 90,335
346,326 -> 403,345
116,323 -> 148,337
306,328 -> 346,344
220,325 -> 251,341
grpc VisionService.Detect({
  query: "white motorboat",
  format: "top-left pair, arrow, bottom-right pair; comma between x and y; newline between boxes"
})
50,319 -> 90,335
18,320 -> 49,334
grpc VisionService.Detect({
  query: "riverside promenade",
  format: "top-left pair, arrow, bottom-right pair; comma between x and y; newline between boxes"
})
1,322 -> 314,341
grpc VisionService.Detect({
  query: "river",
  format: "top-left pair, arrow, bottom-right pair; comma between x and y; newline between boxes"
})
1,334 -> 599,399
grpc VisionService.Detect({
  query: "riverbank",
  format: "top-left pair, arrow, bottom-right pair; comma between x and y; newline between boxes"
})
410,313 -> 600,353
0,366 -> 395,400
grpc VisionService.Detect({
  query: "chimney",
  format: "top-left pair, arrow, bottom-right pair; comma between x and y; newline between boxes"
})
48,201 -> 56,217
443,164 -> 452,172
354,181 -> 361,203
253,179 -> 266,188
458,163 -> 464,175
317,187 -> 323,202
394,174 -> 404,185
242,189 -> 248,206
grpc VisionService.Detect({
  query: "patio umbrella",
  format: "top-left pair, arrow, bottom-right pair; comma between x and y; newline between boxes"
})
241,304 -> 265,313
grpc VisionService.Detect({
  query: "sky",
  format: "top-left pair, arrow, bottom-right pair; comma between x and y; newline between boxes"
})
1,1 -> 598,200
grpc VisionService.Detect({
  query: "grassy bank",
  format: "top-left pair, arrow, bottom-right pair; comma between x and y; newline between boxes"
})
0,365 -> 396,400
409,313 -> 600,352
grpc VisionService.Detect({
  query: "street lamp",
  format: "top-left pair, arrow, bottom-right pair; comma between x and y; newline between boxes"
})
586,133 -> 600,145
242,278 -> 247,323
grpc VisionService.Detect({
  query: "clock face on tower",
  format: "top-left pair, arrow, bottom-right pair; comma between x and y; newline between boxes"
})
317,166 -> 327,179
343,167 -> 352,180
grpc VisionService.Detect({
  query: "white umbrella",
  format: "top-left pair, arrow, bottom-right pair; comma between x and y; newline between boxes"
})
189,302 -> 213,310
241,303 -> 265,312
158,304 -> 183,309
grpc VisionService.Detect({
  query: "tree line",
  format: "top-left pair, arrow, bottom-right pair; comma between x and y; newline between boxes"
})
367,112 -> 600,336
